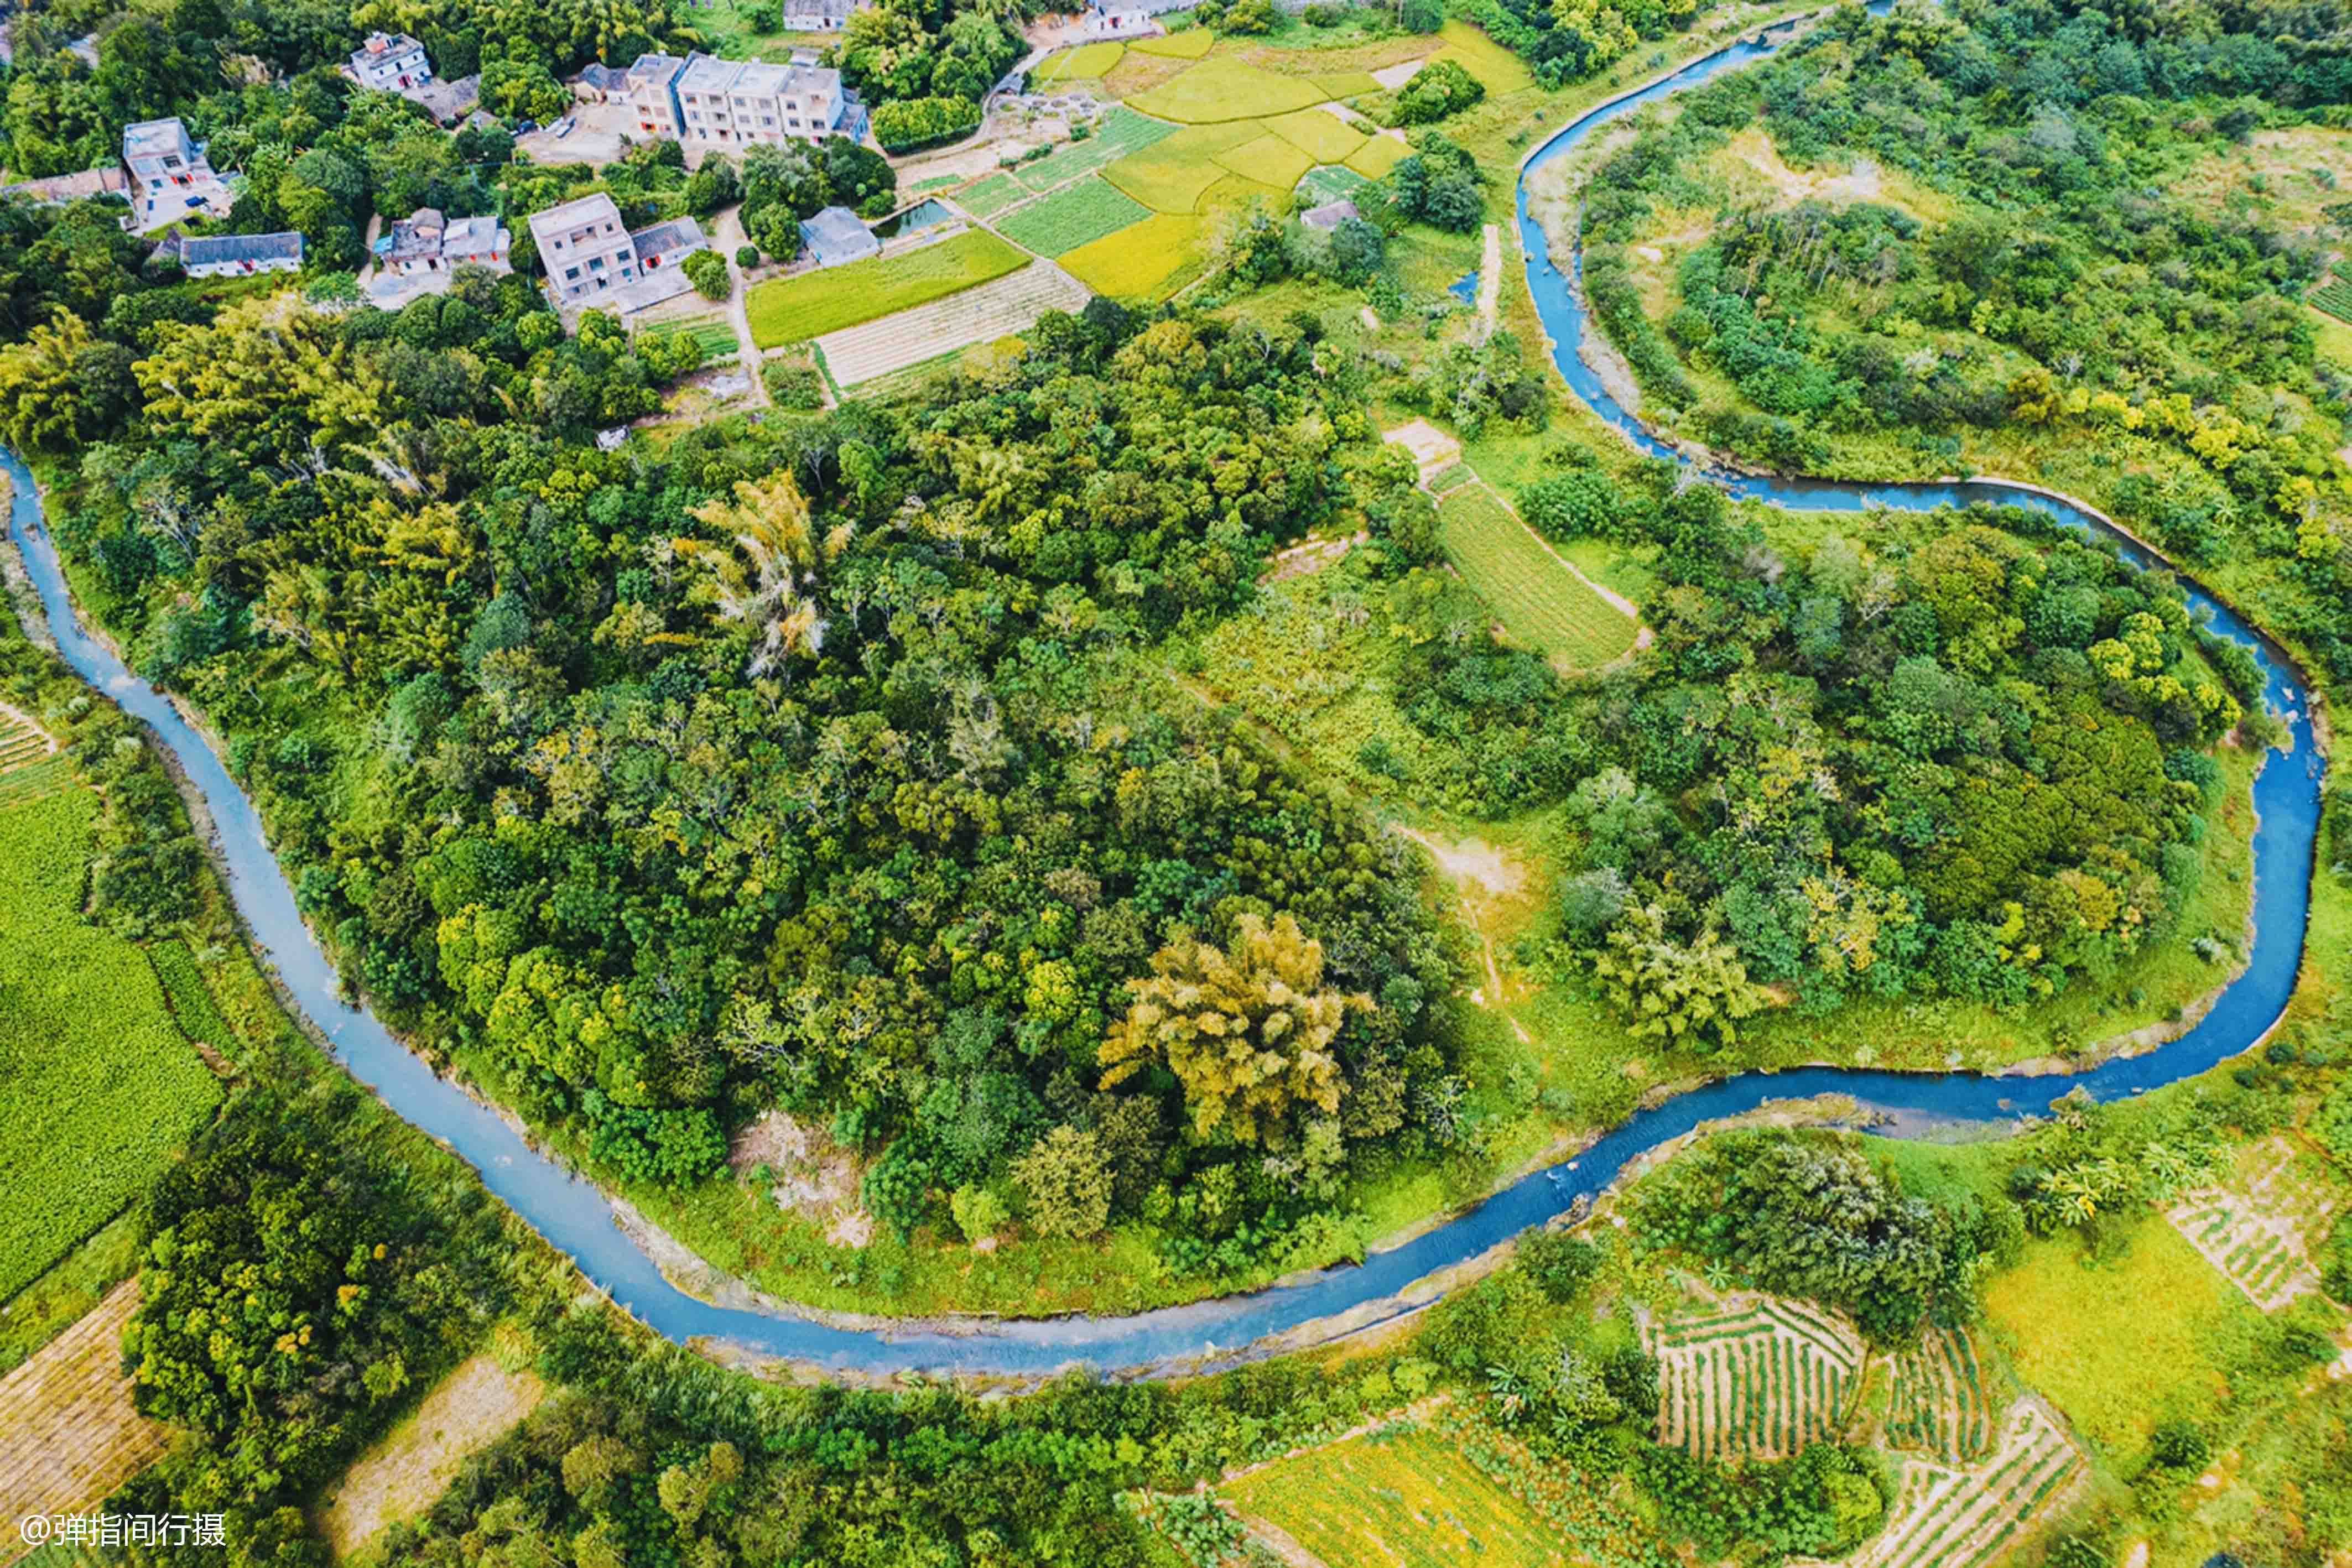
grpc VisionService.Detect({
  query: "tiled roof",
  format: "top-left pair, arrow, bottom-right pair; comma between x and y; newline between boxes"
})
627,216 -> 706,258
178,230 -> 303,267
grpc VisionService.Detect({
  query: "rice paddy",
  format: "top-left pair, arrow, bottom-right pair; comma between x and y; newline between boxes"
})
1130,56 -> 1331,123
1036,40 -> 1125,85
745,230 -> 1029,347
1261,106 -> 1368,164
1645,1295 -> 1867,1462
1346,132 -> 1412,178
1059,212 -> 1207,299
1103,122 -> 1263,213
1130,27 -> 1215,59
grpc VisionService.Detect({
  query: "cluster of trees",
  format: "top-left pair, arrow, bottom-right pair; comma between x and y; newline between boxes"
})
1372,129 -> 1487,232
869,93 -> 982,152
16,220 -> 1485,1278
1392,57 -> 1486,123
1579,0 -> 2352,687
835,0 -> 1026,114
1436,449 -> 2251,1042
738,136 -> 901,259
1458,0 -> 1719,87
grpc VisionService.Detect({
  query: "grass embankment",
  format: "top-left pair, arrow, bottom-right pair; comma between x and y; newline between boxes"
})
746,230 -> 1029,347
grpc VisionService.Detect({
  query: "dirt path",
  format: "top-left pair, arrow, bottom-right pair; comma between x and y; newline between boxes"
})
1478,221 -> 1501,330
0,1282 -> 170,1565
318,1353 -> 545,1557
712,207 -> 769,409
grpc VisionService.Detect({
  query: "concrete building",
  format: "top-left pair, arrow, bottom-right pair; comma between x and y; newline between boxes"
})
800,205 -> 879,268
571,61 -> 632,102
381,206 -> 512,278
780,0 -> 863,29
348,31 -> 433,92
627,216 -> 707,276
121,118 -> 234,232
528,192 -> 639,305
173,230 -> 303,278
627,49 -> 854,148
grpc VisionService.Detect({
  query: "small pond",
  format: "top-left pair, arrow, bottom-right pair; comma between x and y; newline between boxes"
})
870,197 -> 956,240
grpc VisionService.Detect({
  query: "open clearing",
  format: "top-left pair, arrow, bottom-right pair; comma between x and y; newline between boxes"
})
816,262 -> 1090,386
745,230 -> 1029,347
0,734 -> 220,1299
1984,1220 -> 2262,1465
1829,1399 -> 2087,1568
0,1283 -> 171,1536
1222,1423 -> 1569,1567
1645,1294 -> 1866,1461
2165,1134 -> 2343,1311
319,1353 -> 547,1556
1881,1326 -> 1997,1464
1435,486 -> 1641,670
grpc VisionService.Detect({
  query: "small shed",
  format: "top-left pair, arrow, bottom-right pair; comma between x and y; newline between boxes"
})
1302,197 -> 1359,231
799,205 -> 879,268
573,61 -> 632,101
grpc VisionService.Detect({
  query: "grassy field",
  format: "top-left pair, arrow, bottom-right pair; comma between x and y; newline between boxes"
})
746,231 -> 1029,347
0,750 -> 220,1299
1059,211 -> 1207,298
995,175 -> 1153,257
1982,1217 -> 2272,1468
1131,55 -> 1332,122
1435,485 -> 1641,669
1222,1424 -> 1572,1567
1036,40 -> 1125,85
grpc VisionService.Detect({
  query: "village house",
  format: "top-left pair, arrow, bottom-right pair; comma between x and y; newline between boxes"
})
121,117 -> 234,232
626,50 -> 859,149
570,61 -> 632,102
381,207 -> 513,279
171,230 -> 304,278
347,31 -> 433,92
780,0 -> 863,29
799,205 -> 879,268
527,192 -> 640,305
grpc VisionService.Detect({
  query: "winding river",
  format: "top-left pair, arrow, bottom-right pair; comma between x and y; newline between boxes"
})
2,16 -> 2327,1376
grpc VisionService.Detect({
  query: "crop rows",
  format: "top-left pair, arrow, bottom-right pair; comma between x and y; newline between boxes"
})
0,1282 -> 170,1534
1009,108 -> 1177,194
1435,486 -> 1640,671
815,263 -> 1091,388
1840,1400 -> 2085,1568
1882,1327 -> 1995,1463
2164,1134 -> 2340,1310
2314,276 -> 2352,325
1647,1297 -> 1864,1461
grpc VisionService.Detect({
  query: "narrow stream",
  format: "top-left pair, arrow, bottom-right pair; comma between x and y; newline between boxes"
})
1,14 -> 2324,1374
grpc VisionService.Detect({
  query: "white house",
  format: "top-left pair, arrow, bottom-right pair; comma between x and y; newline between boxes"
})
800,205 -> 878,268
173,230 -> 304,278
382,206 -> 512,278
120,117 -> 234,232
348,31 -> 433,92
528,192 -> 639,305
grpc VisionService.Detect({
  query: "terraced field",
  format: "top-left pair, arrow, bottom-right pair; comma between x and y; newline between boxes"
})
1882,1327 -> 1996,1464
815,262 -> 1091,387
1829,1400 -> 2087,1568
1221,1424 -> 1570,1567
0,1283 -> 171,1543
1646,1295 -> 1866,1461
2165,1135 -> 2343,1310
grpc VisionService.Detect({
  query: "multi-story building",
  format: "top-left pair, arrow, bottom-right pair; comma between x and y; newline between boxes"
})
121,117 -> 232,231
627,50 -> 852,148
348,31 -> 433,92
527,192 -> 639,305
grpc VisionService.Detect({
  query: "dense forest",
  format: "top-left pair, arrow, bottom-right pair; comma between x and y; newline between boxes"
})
1574,0 -> 2352,682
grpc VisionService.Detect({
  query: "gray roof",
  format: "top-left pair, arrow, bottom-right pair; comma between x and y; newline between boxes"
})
577,62 -> 631,90
627,216 -> 706,259
800,205 -> 877,263
1302,197 -> 1360,230
442,215 -> 507,254
123,118 -> 191,159
412,74 -> 480,121
177,231 -> 304,267
629,51 -> 690,85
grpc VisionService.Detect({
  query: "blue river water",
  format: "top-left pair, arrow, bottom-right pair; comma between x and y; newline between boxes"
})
1,17 -> 2325,1375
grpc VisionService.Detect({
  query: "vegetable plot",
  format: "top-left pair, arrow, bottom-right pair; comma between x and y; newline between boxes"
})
1645,1295 -> 1866,1462
2165,1135 -> 2342,1310
1882,1327 -> 1997,1464
1844,1400 -> 2087,1568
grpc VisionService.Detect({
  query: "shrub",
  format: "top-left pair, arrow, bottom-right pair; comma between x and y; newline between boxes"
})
682,248 -> 730,300
2150,1419 -> 2210,1468
1304,2 -> 1343,23
1396,58 -> 1486,124
762,360 -> 826,408
1399,0 -> 1443,28
1518,1227 -> 1602,1302
735,243 -> 759,268
871,96 -> 982,153
950,1183 -> 1008,1242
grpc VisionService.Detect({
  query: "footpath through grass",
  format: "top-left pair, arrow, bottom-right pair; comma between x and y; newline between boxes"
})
746,230 -> 1029,347
0,757 -> 219,1299
1435,484 -> 1639,669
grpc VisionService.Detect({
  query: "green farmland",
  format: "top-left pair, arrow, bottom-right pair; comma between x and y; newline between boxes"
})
1436,485 -> 1640,670
746,230 -> 1029,347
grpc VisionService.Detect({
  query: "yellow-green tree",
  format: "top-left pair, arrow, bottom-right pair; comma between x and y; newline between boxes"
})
1099,913 -> 1368,1146
1591,901 -> 1763,1051
670,471 -> 849,678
